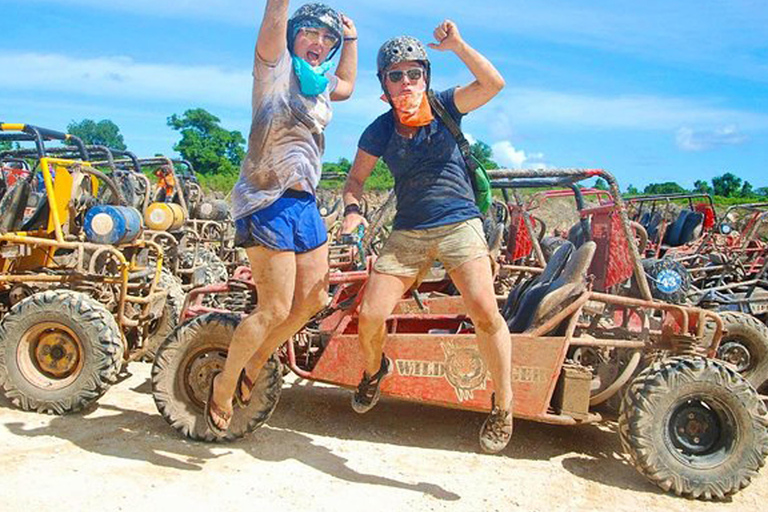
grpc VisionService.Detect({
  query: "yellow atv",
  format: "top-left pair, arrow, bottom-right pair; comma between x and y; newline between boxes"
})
0,123 -> 169,414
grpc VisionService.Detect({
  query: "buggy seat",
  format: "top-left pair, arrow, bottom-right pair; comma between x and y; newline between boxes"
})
506,241 -> 596,333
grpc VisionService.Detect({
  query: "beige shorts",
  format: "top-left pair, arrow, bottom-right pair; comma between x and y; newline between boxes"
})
374,218 -> 489,278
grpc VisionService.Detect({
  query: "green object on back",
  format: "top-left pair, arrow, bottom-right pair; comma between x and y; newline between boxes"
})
472,158 -> 492,214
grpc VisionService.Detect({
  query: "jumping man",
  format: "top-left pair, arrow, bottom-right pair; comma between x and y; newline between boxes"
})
341,21 -> 513,453
207,1 -> 357,435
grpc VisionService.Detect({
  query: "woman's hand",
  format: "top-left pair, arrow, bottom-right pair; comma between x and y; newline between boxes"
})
341,211 -> 368,235
341,14 -> 357,40
428,20 -> 464,52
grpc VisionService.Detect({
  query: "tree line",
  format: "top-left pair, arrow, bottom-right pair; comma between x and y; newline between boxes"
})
40,109 -> 764,199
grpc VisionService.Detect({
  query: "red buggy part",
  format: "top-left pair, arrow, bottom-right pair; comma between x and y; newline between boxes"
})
579,204 -> 634,291
153,168 -> 768,501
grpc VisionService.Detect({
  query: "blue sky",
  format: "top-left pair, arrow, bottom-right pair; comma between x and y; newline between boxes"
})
2,0 -> 767,190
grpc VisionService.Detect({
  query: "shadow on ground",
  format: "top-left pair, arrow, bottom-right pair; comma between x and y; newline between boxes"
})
269,378 -> 663,496
1,372 -> 665,498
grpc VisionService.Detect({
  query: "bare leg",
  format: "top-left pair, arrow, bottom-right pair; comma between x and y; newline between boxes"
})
448,256 -> 512,411
239,242 -> 330,398
357,271 -> 416,375
209,245 -> 300,430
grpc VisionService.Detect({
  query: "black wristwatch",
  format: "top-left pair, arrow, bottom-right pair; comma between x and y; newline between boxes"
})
344,203 -> 361,216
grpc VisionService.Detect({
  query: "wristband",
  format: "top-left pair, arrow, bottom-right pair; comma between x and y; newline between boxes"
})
344,204 -> 361,216
344,37 -> 358,42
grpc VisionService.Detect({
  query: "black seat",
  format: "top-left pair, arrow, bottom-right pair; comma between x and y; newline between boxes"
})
645,211 -> 662,242
508,241 -> 596,333
678,211 -> 704,245
567,218 -> 591,248
502,240 -> 574,322
663,210 -> 690,246
0,182 -> 31,233
503,241 -> 575,330
21,192 -> 49,231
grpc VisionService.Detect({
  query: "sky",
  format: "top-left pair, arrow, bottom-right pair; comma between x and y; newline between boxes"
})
2,0 -> 767,190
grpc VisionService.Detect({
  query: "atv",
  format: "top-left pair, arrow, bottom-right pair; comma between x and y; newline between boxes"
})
0,123 -> 170,413
152,167 -> 768,500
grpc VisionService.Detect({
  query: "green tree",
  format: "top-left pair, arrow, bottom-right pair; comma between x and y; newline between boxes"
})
756,187 -> 768,198
740,181 -> 754,197
0,140 -> 12,152
167,109 -> 245,176
643,182 -> 687,195
711,172 -> 742,197
322,157 -> 352,177
594,178 -> 608,191
693,179 -> 712,195
626,184 -> 639,195
367,159 -> 394,190
66,119 -> 127,150
471,141 -> 499,169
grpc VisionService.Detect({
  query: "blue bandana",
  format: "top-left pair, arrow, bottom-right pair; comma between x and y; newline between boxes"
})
292,56 -> 333,96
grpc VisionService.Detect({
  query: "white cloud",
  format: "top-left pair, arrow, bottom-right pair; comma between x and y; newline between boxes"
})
0,52 -> 252,107
475,88 -> 768,140
19,1 -> 768,84
676,125 -> 748,152
491,140 -> 545,169
24,0 -> 261,25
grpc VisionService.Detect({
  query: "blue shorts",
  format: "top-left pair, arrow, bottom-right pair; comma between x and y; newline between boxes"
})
234,190 -> 328,253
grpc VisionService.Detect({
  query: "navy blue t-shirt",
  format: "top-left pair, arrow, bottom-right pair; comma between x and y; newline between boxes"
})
358,88 -> 481,230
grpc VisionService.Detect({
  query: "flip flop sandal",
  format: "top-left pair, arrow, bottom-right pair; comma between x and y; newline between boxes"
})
205,371 -> 232,437
234,368 -> 256,408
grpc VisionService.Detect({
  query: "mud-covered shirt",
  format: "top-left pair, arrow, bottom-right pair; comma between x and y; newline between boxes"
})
231,49 -> 337,220
358,88 -> 480,230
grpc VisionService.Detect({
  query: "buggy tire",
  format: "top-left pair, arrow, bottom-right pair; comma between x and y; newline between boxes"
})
619,356 -> 768,500
142,269 -> 185,362
151,313 -> 282,442
180,248 -> 228,287
715,312 -> 768,391
0,290 -> 124,414
642,258 -> 691,304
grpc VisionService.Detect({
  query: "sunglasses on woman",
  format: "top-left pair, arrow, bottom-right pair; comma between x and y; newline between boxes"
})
299,27 -> 339,49
387,68 -> 425,83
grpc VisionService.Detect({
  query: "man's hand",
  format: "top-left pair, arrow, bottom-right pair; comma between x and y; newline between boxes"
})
341,212 -> 368,235
341,14 -> 357,40
427,20 -> 464,52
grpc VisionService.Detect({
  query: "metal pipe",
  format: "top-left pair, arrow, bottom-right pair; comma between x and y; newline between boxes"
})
589,350 -> 642,405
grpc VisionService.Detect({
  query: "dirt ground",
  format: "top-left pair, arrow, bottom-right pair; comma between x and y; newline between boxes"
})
1,363 -> 766,512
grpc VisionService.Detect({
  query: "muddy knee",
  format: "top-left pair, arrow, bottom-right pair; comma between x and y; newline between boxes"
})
471,309 -> 505,334
304,287 -> 329,317
247,303 -> 292,331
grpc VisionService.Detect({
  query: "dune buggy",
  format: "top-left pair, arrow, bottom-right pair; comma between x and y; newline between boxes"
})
0,123 -> 170,413
152,167 -> 767,500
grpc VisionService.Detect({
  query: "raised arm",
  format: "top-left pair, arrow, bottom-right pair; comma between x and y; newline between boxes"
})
428,20 -> 505,114
341,149 -> 379,233
331,15 -> 358,101
256,0 -> 290,65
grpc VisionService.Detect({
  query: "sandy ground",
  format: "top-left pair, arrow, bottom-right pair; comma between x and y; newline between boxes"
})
1,363 -> 766,512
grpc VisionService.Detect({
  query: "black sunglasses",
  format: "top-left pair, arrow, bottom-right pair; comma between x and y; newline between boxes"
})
386,68 -> 424,83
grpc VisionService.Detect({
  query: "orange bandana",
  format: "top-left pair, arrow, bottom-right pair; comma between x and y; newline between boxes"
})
382,90 -> 434,127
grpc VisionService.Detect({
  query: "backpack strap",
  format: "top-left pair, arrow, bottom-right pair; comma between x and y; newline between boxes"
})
427,90 -> 477,173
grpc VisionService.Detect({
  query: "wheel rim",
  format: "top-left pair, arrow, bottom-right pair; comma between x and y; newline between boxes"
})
180,346 -> 228,411
17,322 -> 84,389
717,341 -> 752,372
667,396 -> 735,467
